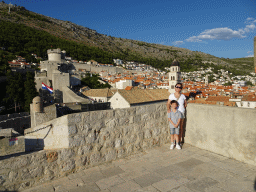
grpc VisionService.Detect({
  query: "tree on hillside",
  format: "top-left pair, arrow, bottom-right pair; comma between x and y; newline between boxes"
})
5,71 -> 24,112
24,72 -> 38,112
81,73 -> 111,89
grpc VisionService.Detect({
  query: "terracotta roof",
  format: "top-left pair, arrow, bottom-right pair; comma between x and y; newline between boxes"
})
117,89 -> 170,104
205,96 -> 230,102
82,88 -> 114,98
125,86 -> 133,90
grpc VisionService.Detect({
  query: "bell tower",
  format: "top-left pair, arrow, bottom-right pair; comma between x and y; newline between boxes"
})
169,59 -> 181,93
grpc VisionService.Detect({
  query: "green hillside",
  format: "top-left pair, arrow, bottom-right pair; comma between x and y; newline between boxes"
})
0,2 -> 254,74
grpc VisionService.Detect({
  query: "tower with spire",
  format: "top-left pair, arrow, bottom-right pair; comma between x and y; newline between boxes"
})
168,59 -> 181,93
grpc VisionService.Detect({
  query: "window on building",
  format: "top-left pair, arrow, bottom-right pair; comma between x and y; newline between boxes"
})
173,76 -> 175,80
171,85 -> 174,89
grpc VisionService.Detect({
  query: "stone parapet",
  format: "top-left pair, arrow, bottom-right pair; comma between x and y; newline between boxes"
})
0,102 -> 168,191
185,103 -> 256,166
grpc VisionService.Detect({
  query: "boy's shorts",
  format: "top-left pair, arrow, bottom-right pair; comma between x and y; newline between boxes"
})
170,128 -> 179,135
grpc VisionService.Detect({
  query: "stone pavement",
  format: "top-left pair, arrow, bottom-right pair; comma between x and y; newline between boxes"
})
22,144 -> 256,192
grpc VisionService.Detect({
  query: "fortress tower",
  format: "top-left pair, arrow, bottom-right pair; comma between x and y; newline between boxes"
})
47,48 -> 62,62
169,59 -> 181,93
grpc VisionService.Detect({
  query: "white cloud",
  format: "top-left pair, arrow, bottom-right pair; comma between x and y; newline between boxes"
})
247,51 -> 252,54
246,17 -> 254,21
173,41 -> 184,45
245,54 -> 254,58
180,18 -> 256,43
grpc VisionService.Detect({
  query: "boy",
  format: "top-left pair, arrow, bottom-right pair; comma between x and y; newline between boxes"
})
168,100 -> 182,150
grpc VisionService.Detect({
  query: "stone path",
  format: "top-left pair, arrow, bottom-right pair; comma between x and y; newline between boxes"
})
23,144 -> 256,192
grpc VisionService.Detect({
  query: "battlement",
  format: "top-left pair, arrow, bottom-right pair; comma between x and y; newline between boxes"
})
47,48 -> 62,54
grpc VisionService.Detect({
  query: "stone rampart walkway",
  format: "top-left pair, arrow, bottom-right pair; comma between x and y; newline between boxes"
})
23,144 -> 256,192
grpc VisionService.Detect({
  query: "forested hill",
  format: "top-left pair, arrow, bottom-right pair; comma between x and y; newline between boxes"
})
0,2 -> 254,74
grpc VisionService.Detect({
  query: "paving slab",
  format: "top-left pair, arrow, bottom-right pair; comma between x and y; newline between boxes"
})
184,177 -> 219,191
108,180 -> 141,192
152,178 -> 182,192
21,144 -> 256,192
133,172 -> 163,188
96,175 -> 125,190
68,183 -> 100,192
100,166 -> 124,177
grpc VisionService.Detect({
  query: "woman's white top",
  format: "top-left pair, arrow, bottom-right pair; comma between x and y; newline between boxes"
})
168,93 -> 186,113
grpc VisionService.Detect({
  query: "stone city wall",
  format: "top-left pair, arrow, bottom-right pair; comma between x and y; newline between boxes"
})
185,103 -> 256,166
0,112 -> 30,133
1,103 -> 256,191
0,102 -> 169,191
73,63 -> 125,74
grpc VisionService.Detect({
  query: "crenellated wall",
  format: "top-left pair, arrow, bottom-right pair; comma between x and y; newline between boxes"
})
1,103 -> 256,191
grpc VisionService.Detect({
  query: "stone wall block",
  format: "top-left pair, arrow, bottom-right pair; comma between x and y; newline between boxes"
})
77,145 -> 92,155
117,148 -> 125,158
105,149 -> 117,162
8,171 -> 18,182
93,143 -> 103,152
89,111 -> 104,122
69,135 -> 86,147
20,168 -> 32,181
12,156 -> 31,170
134,141 -> 142,152
115,139 -> 123,148
156,103 -> 166,111
89,152 -> 101,165
82,112 -> 90,122
122,126 -> 131,136
126,144 -> 134,154
75,156 -> 87,167
136,106 -> 147,115
144,130 -> 152,139
152,128 -> 161,137
145,104 -> 156,113
127,107 -> 136,116
141,113 -> 150,121
31,151 -> 47,165
134,115 -> 141,124
128,134 -> 137,144
115,108 -> 128,118
79,123 -> 91,136
68,113 -> 82,124
68,124 -> 78,135
58,148 -> 75,162
105,118 -> 118,129
94,120 -> 105,131
0,175 -> 6,185
85,133 -> 96,144
103,140 -> 114,148
60,159 -> 75,173
101,110 -> 114,119
29,166 -> 44,179
118,117 -> 131,126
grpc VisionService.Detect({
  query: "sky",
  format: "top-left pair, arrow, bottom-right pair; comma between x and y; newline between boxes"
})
5,0 -> 256,59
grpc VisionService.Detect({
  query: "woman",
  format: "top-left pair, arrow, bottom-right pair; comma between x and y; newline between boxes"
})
167,83 -> 187,145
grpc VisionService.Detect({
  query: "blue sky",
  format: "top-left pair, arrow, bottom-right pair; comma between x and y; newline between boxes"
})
5,0 -> 256,59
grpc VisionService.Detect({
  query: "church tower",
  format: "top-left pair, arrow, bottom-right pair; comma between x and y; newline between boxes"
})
169,59 -> 181,93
